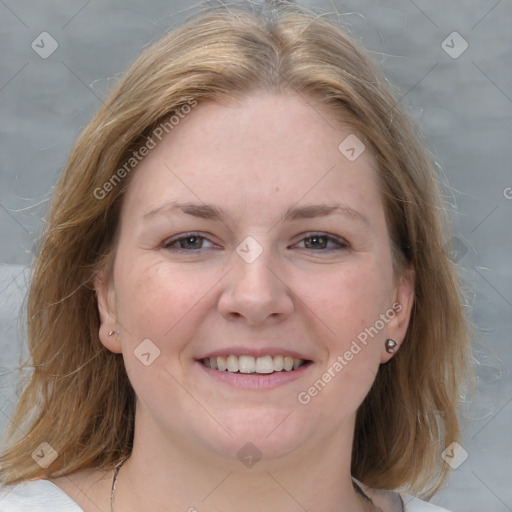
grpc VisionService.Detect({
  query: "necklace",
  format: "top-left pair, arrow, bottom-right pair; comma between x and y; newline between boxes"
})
110,458 -> 125,512
110,461 -> 401,512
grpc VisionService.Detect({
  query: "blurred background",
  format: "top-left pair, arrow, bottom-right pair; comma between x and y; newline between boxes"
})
1,1 -> 511,510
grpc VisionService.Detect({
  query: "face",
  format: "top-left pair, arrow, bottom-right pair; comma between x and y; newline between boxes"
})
96,91 -> 414,465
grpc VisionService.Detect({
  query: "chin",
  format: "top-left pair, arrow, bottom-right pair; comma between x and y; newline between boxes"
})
196,407 -> 311,466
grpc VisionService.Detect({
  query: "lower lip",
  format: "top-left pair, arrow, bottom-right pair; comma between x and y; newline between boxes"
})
196,360 -> 313,390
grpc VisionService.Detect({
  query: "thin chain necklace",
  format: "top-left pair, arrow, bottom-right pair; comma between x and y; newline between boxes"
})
110,459 -> 125,512
109,460 -> 402,512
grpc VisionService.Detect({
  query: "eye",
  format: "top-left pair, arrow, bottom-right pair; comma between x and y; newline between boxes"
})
293,233 -> 348,251
162,233 -> 217,252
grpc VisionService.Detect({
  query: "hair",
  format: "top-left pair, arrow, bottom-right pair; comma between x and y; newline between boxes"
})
0,0 -> 471,498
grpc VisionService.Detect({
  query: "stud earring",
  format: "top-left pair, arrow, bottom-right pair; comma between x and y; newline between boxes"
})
385,339 -> 397,354
108,330 -> 119,337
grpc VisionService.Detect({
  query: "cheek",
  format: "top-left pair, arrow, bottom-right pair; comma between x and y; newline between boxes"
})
112,260 -> 209,406
301,259 -> 393,345
298,263 -> 390,422
113,258 -> 209,346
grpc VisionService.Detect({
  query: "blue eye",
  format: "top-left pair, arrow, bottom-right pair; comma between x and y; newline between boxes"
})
162,233 -> 215,251
161,232 -> 348,253
295,233 -> 348,250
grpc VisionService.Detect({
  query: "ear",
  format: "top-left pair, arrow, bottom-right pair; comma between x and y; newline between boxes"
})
94,268 -> 122,354
380,267 -> 415,363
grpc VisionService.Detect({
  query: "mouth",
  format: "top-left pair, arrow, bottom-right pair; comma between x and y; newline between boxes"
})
199,355 -> 309,374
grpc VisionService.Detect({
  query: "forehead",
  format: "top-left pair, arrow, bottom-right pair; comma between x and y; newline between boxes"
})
122,92 -> 382,224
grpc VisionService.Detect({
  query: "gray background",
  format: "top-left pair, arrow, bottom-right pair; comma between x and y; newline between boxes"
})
1,1 -> 511,510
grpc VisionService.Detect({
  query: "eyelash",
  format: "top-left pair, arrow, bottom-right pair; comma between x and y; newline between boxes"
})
161,232 -> 349,252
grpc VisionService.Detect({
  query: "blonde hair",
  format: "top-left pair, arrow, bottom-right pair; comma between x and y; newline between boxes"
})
0,1 -> 471,497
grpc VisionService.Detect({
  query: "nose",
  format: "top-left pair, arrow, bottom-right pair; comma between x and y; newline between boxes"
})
217,249 -> 294,326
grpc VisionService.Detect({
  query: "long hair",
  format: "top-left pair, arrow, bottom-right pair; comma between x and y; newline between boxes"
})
0,1 -> 471,497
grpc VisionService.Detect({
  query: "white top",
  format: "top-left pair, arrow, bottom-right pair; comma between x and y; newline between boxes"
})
0,480 -> 451,511
0,480 -> 82,511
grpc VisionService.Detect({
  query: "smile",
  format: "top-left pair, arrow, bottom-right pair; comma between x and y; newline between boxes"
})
200,355 -> 308,374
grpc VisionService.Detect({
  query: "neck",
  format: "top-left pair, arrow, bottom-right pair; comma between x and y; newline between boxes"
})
112,415 -> 373,512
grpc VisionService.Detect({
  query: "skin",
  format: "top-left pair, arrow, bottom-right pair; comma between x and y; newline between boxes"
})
52,91 -> 414,512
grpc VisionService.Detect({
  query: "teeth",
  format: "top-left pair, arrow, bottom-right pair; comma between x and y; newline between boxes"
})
201,355 -> 306,374
283,356 -> 293,371
273,355 -> 284,371
239,355 -> 256,373
217,356 -> 227,371
227,355 -> 238,372
256,355 -> 274,374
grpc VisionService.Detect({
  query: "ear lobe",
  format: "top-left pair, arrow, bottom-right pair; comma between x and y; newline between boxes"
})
380,268 -> 415,363
94,270 -> 122,354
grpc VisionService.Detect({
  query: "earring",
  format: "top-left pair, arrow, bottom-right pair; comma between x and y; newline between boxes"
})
108,330 -> 119,337
385,339 -> 397,354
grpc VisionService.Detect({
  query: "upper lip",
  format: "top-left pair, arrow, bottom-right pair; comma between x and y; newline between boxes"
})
196,346 -> 312,361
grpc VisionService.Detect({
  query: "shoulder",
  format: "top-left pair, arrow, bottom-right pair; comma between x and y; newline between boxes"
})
354,480 -> 452,512
0,480 -> 83,511
403,495 -> 452,511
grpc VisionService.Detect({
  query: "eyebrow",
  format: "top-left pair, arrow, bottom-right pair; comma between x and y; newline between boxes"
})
144,201 -> 225,220
143,201 -> 369,226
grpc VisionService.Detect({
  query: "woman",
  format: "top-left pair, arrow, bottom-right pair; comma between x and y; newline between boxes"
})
0,2 -> 471,511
